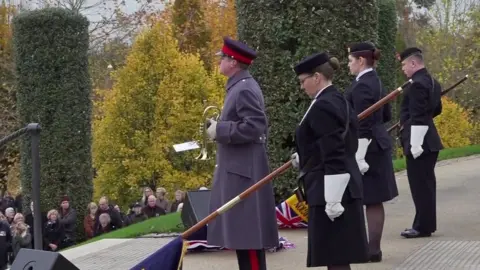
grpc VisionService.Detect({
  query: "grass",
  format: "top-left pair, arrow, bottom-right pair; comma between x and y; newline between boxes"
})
66,212 -> 184,249
68,144 -> 480,249
392,144 -> 480,172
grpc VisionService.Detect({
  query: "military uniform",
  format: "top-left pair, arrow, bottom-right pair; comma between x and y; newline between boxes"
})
345,43 -> 398,205
398,47 -> 443,238
293,52 -> 369,267
207,37 -> 279,270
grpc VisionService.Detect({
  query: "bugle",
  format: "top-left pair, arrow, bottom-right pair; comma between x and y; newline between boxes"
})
196,103 -> 222,160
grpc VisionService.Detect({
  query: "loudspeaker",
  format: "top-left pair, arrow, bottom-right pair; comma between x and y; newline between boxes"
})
181,190 -> 211,229
11,248 -> 79,270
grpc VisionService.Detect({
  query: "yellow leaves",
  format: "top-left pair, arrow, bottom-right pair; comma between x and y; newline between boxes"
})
434,97 -> 473,148
93,20 -> 226,207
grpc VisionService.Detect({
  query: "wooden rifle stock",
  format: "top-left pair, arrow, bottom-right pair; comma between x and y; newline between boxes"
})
387,74 -> 469,133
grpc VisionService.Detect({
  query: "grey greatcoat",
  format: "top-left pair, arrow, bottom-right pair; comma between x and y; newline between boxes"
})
207,69 -> 279,250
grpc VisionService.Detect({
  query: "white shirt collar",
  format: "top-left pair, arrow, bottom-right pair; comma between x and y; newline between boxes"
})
356,68 -> 373,81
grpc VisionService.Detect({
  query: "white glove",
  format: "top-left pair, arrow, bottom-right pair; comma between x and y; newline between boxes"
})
410,125 -> 429,159
324,173 -> 350,221
291,152 -> 299,169
206,118 -> 217,140
355,138 -> 371,175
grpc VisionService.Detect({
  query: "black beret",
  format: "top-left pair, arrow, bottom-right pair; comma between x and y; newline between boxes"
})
348,42 -> 375,54
399,47 -> 422,61
217,37 -> 257,64
294,52 -> 330,76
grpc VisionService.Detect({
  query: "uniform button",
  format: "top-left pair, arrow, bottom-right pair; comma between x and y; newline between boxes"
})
215,164 -> 218,168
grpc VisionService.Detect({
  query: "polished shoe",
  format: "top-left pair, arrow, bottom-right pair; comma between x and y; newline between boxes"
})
401,228 -> 432,238
369,251 -> 382,262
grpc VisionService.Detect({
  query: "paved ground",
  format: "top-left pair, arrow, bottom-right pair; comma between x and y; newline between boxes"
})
61,155 -> 480,270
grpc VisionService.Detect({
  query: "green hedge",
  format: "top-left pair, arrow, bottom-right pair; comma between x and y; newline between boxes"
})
236,0 -> 379,202
13,8 -> 93,240
377,0 -> 398,117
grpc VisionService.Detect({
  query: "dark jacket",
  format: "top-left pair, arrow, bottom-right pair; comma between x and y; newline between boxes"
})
94,206 -> 122,232
94,223 -> 113,237
345,69 -> 392,152
400,68 -> 443,155
0,221 -> 11,268
125,213 -> 147,226
58,208 -> 77,241
295,85 -> 363,206
43,220 -> 64,251
142,205 -> 166,218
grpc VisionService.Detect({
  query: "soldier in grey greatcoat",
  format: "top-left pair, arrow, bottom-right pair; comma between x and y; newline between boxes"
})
206,37 -> 279,270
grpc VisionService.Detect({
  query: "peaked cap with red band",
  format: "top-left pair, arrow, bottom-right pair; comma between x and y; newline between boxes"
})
217,37 -> 257,65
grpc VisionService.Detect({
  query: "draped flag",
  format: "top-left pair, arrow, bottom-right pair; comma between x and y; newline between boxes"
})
130,236 -> 187,270
276,193 -> 308,228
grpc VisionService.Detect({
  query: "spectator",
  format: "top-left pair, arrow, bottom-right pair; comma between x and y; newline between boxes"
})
125,202 -> 147,226
58,195 -> 77,249
43,209 -> 64,252
95,197 -> 122,232
113,204 -> 128,226
11,222 -> 32,261
0,217 -> 11,270
141,187 -> 154,207
14,191 -> 23,214
169,190 -> 185,213
142,195 -> 166,218
94,213 -> 112,237
155,188 -> 170,212
84,202 -> 97,240
4,208 -> 14,225
1,192 -> 15,214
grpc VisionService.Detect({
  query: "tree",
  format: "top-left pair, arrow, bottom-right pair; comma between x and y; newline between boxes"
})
236,0 -> 379,202
434,97 -> 473,148
0,1 -> 20,197
171,0 -> 212,70
13,8 -> 93,237
416,0 -> 480,116
203,0 -> 237,69
93,21 -> 225,207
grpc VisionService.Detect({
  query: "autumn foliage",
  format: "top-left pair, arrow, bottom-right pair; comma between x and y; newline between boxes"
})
92,22 -> 225,206
434,97 -> 473,148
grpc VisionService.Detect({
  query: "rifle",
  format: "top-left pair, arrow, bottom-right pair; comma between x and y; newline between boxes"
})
387,74 -> 469,133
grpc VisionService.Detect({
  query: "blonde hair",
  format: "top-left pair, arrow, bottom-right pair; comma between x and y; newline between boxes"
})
175,190 -> 185,201
156,187 -> 167,195
47,209 -> 59,220
87,202 -> 98,211
14,213 -> 24,223
16,222 -> 27,232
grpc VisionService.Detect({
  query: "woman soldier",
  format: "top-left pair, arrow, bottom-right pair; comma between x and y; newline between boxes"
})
291,52 -> 369,270
345,42 -> 398,262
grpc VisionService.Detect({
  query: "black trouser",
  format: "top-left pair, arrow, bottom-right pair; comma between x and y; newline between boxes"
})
236,249 -> 267,270
406,151 -> 439,233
